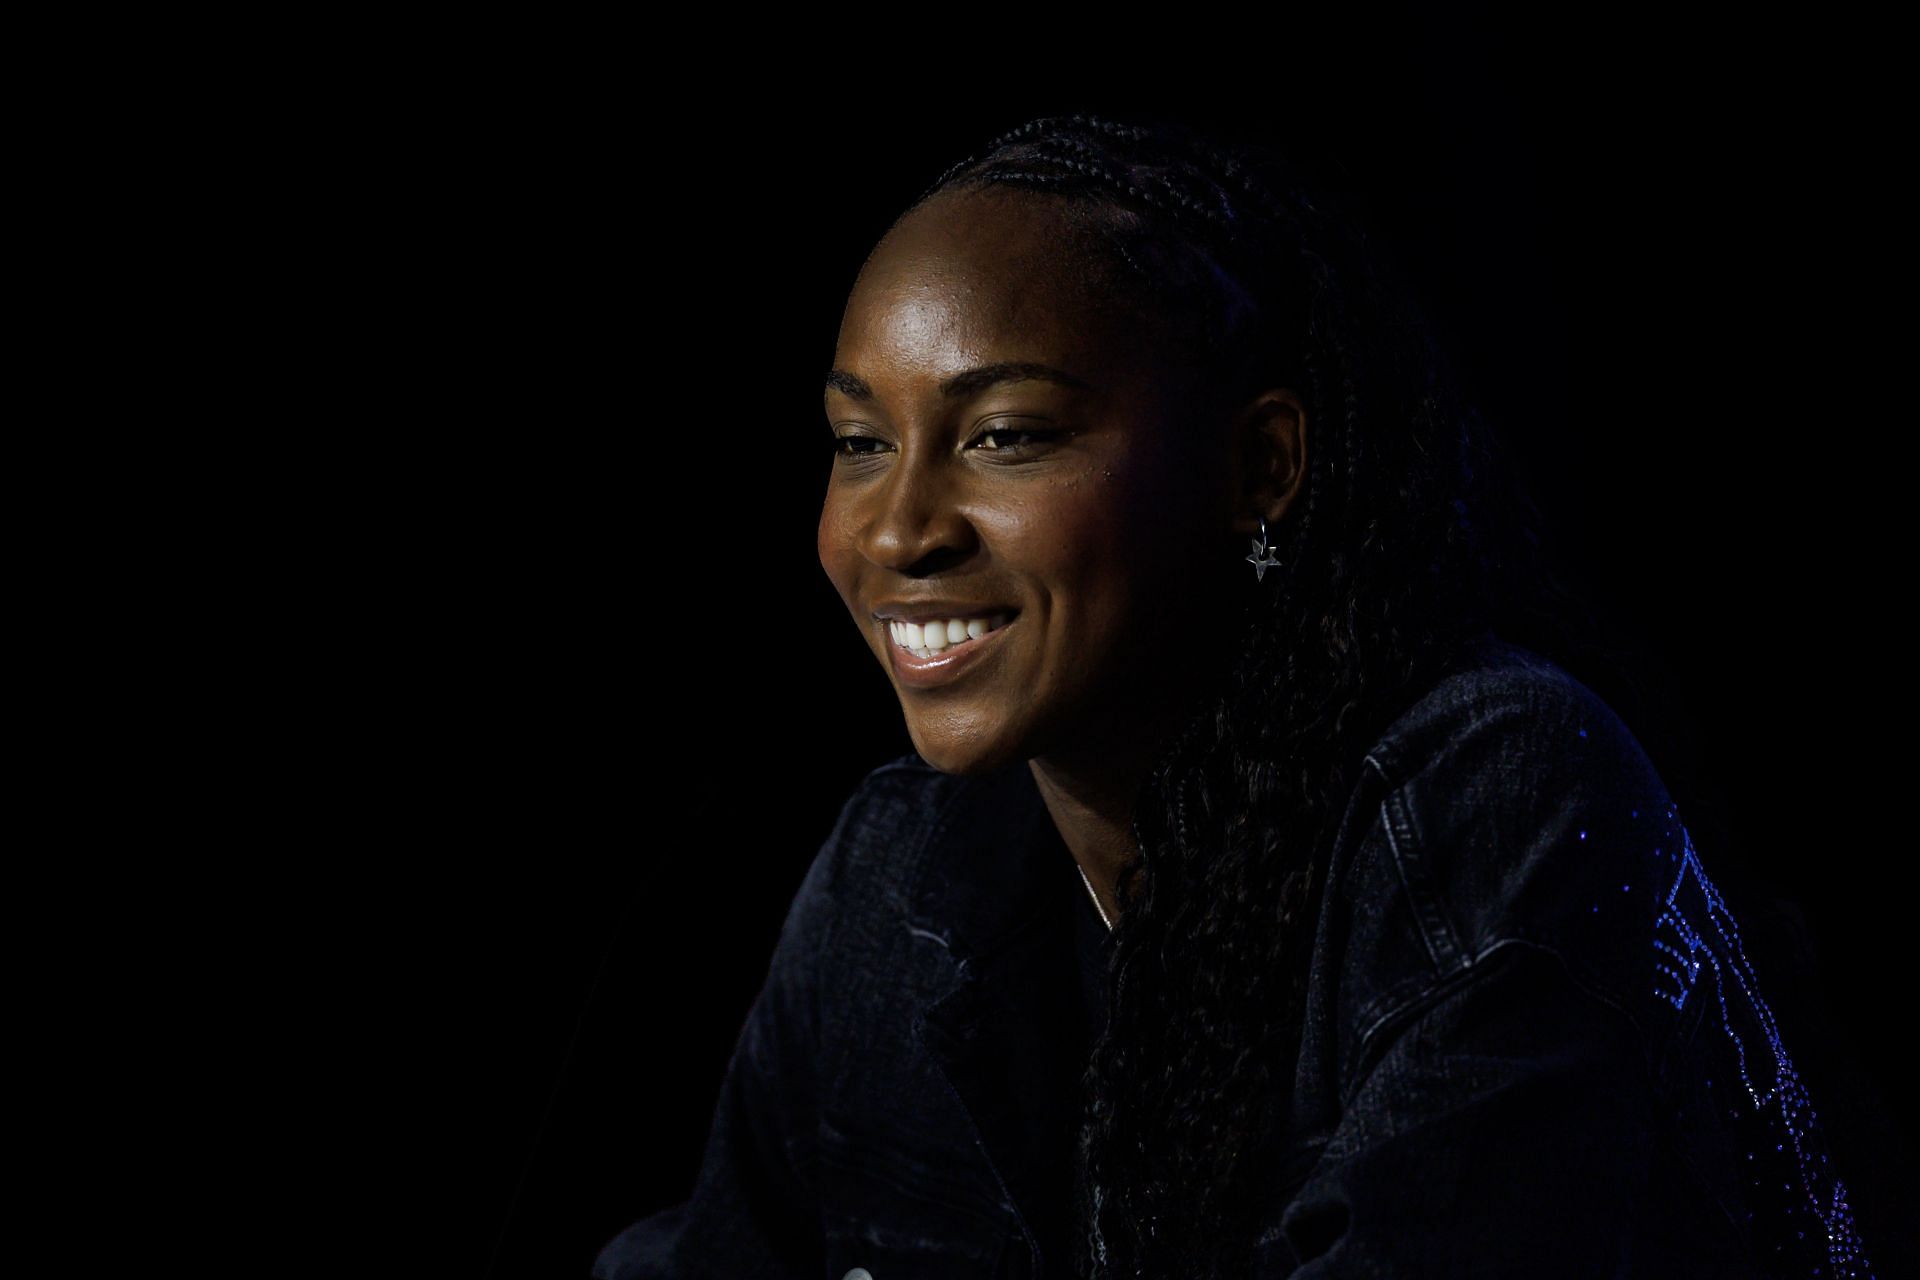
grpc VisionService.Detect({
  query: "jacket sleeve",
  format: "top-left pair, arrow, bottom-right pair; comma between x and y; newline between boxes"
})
592,813 -> 844,1280
1268,938 -> 1677,1277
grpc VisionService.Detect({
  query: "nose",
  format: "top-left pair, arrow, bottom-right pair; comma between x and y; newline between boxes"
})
855,446 -> 977,575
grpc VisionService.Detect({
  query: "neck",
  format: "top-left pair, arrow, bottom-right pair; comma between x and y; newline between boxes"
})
1028,727 -> 1167,931
1029,604 -> 1236,931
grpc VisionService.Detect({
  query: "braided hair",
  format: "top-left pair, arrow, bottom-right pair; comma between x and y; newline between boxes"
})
886,112 -> 1633,1279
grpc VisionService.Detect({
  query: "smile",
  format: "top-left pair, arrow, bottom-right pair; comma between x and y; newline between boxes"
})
883,611 -> 1016,688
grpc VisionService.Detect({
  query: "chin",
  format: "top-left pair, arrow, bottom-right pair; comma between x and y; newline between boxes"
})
904,722 -> 1027,777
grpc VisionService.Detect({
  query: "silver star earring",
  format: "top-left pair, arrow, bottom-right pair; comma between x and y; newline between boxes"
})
1246,514 -> 1281,582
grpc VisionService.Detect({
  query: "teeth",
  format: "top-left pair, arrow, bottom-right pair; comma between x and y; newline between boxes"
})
888,612 -> 1011,659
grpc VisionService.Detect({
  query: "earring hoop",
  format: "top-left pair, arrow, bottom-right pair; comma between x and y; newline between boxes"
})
1245,515 -> 1282,582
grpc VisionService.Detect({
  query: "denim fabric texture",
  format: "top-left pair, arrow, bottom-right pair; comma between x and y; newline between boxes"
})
594,636 -> 1884,1278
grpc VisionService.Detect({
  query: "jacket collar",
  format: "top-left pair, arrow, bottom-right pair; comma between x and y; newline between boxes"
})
907,757 -> 1070,961
906,758 -> 1090,1278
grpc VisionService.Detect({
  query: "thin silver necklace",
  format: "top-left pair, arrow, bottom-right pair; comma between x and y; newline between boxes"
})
1076,862 -> 1114,931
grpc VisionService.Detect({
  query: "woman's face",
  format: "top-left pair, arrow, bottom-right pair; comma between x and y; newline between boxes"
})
818,187 -> 1241,776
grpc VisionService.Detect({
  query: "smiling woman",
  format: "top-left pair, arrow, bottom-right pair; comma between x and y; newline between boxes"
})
593,114 -> 1890,1280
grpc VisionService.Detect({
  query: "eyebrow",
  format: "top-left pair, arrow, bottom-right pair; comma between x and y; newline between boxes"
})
824,361 -> 1096,402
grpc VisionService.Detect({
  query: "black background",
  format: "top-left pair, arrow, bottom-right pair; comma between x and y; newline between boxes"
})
319,14 -> 1914,1277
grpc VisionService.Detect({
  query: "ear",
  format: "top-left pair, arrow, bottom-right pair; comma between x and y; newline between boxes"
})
1226,387 -> 1308,536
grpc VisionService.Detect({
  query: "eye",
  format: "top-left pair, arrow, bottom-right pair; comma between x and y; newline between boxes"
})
829,433 -> 891,459
972,426 -> 1064,452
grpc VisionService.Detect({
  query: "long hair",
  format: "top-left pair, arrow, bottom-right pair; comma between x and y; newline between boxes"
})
901,113 -> 1650,1279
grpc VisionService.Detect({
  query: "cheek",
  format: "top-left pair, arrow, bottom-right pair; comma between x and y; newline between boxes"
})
1029,462 -> 1213,643
999,484 -> 1139,622
815,499 -> 858,606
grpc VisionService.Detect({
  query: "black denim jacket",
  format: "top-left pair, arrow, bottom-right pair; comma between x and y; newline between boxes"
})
594,637 -> 1883,1278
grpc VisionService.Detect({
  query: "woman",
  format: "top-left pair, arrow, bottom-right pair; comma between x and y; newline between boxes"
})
596,114 -> 1884,1279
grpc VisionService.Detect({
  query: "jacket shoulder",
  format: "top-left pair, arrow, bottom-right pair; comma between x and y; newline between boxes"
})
1329,638 -> 1687,1060
1362,638 -> 1652,788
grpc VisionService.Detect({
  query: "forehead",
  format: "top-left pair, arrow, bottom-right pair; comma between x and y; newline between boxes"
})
837,187 -> 1157,383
